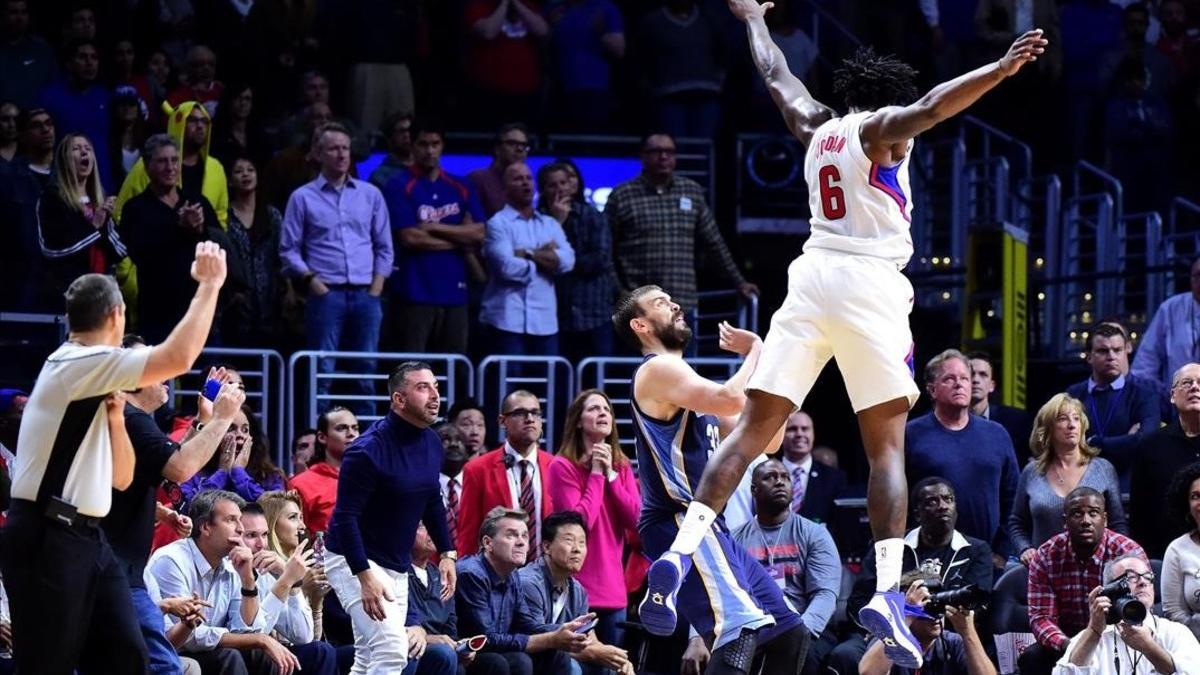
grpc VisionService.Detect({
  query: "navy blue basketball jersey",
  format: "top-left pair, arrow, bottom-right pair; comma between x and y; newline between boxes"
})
631,354 -> 724,528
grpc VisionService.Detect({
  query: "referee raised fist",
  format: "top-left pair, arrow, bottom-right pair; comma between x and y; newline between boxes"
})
190,240 -> 227,287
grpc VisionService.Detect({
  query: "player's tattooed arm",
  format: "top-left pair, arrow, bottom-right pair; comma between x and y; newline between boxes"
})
729,0 -> 834,146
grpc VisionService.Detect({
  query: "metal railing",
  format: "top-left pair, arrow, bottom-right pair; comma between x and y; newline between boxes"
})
689,291 -> 760,355
960,116 -> 1034,186
962,156 -> 1011,227
477,356 -> 575,452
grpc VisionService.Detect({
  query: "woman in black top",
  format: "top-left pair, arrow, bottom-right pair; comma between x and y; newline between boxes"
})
224,154 -> 284,345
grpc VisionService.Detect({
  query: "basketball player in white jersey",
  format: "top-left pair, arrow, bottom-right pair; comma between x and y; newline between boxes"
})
638,0 -> 1047,667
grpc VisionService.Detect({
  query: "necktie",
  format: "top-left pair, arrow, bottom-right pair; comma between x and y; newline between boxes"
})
446,478 -> 459,547
792,466 -> 806,512
520,460 -> 538,557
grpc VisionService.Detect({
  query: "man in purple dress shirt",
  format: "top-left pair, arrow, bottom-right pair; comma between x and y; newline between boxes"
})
280,122 -> 393,414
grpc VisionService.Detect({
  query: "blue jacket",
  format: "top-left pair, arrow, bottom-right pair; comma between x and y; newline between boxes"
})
516,557 -> 590,632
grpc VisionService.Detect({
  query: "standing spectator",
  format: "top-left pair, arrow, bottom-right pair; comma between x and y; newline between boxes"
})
1104,56 -> 1174,211
731,459 -> 842,674
636,0 -> 726,138
166,44 -> 224,114
324,362 -> 459,674
180,405 -> 287,507
1065,323 -> 1161,486
480,161 -> 575,355
2,243 -> 226,674
517,511 -> 635,675
0,387 -> 26,476
456,507 -> 593,674
137,49 -> 175,129
210,83 -> 268,166
906,349 -> 1020,563
780,410 -> 847,526
1099,3 -> 1176,101
38,39 -> 112,190
0,106 -> 54,310
1162,461 -> 1200,639
368,111 -> 413,190
547,0 -> 625,131
438,424 -> 470,556
385,120 -> 486,355
468,123 -> 532,218
967,352 -> 1034,468
146,490 -> 302,674
1009,394 -> 1128,565
341,0 -> 418,136
115,100 -> 229,228
457,390 -> 556,556
262,102 -> 334,209
0,101 -> 17,161
1059,0 -> 1123,159
108,86 -> 150,186
291,406 -> 359,534
36,133 -> 126,296
606,133 -> 755,313
1021,487 -> 1147,675
538,162 -> 618,362
547,389 -> 640,651
1155,0 -> 1200,80
405,524 -> 464,675
448,399 -> 489,458
0,0 -> 57,108
119,134 -> 239,343
279,122 -> 392,414
1130,362 -> 1200,558
224,155 -> 284,346
463,0 -> 549,128
1132,256 -> 1200,392
291,429 -> 316,475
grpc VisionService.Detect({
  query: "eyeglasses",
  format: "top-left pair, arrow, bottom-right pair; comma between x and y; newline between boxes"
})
503,408 -> 542,420
1174,378 -> 1200,390
501,140 -> 530,152
1122,571 -> 1155,584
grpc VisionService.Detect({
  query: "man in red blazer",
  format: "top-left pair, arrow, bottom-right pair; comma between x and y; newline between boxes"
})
456,389 -> 555,556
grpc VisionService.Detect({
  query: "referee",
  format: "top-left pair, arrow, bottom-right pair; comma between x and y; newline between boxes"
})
2,242 -> 227,674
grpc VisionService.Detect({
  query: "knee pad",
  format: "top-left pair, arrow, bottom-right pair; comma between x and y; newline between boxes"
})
713,629 -> 759,673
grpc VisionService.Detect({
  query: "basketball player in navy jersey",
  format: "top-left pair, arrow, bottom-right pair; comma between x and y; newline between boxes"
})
614,286 -> 805,675
640,0 -> 1048,668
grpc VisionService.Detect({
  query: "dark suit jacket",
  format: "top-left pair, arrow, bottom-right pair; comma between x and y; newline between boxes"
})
1065,376 -> 1161,482
1130,421 -> 1200,558
407,561 -> 458,638
798,460 -> 848,526
986,402 -> 1034,468
456,445 -> 556,556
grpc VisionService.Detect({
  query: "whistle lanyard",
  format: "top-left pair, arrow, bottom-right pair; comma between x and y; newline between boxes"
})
1088,386 -> 1126,436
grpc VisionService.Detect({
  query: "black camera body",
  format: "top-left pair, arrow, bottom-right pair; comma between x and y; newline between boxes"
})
1099,578 -> 1147,625
924,584 -> 990,617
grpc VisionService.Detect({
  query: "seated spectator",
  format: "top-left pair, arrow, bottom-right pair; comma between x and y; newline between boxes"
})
518,511 -> 635,675
635,1 -> 725,138
405,524 -> 461,675
859,571 -> 996,675
290,429 -> 316,476
547,390 -> 640,651
547,0 -> 624,131
181,404 -> 286,507
783,410 -> 846,526
291,407 -> 359,534
907,349 -> 1019,563
456,507 -> 593,674
439,424 -> 470,556
730,459 -> 841,674
1098,3 -> 1176,101
146,489 -> 302,674
1155,0 -> 1200,81
368,111 -> 413,190
1162,462 -> 1200,639
448,399 -> 488,458
36,133 -> 126,295
480,161 -> 575,356
224,154 -> 284,346
341,0 -> 418,138
1132,257 -> 1200,393
537,162 -> 618,362
244,493 -> 337,673
115,100 -> 229,228
117,133 -> 241,344
457,390 -> 556,556
1010,393 -> 1128,565
0,101 -> 17,161
1052,554 -> 1200,672
468,123 -> 532,218
1064,323 -> 1160,487
0,0 -> 57,109
38,39 -> 112,189
167,44 -> 223,113
832,477 -> 993,672
462,0 -> 548,128
108,86 -> 150,186
1131,362 -> 1200,558
384,119 -> 485,355
0,388 -> 27,512
1021,487 -> 1148,675
210,82 -> 268,166
62,4 -> 97,43
968,352 -> 1034,467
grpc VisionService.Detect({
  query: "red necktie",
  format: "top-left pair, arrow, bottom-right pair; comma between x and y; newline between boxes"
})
519,460 -> 538,558
446,478 -> 459,547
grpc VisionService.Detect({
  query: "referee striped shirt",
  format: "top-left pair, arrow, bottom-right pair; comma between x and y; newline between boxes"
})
10,343 -> 149,517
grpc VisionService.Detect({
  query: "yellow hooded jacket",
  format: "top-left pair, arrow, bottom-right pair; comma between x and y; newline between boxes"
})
114,100 -> 229,228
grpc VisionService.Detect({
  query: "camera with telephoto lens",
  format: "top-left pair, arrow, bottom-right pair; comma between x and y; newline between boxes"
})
923,584 -> 990,617
1099,578 -> 1147,625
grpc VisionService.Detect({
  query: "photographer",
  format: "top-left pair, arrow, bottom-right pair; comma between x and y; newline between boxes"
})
1055,554 -> 1200,673
859,571 -> 996,675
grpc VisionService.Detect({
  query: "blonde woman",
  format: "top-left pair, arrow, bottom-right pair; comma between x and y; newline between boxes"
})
1008,393 -> 1128,565
36,133 -> 126,295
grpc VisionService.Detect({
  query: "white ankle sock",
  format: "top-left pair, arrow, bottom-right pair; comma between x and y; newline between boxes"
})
875,538 -> 905,592
669,502 -> 718,555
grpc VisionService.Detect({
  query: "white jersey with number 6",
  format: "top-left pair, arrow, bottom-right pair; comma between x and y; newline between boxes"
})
802,111 -> 914,267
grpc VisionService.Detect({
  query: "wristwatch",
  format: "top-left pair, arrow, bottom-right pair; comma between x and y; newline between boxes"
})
440,550 -> 458,562
240,585 -> 259,597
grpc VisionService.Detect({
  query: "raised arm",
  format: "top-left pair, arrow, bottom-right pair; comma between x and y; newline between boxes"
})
860,29 -> 1047,150
635,323 -> 764,418
140,242 -> 226,386
729,0 -> 834,146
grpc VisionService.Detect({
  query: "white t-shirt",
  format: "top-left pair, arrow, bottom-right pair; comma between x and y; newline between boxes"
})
10,342 -> 150,516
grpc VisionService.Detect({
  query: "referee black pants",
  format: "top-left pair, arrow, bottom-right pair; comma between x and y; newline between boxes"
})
1,501 -> 147,674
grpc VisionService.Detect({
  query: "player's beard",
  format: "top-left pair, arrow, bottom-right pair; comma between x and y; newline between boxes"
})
655,319 -> 692,352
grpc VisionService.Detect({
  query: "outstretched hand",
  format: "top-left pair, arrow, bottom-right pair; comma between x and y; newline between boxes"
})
998,29 -> 1048,77
727,0 -> 773,22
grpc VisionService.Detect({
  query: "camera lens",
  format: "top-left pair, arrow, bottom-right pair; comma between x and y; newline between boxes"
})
1108,597 -> 1147,625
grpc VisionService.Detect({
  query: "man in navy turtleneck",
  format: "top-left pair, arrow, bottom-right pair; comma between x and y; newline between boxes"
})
324,361 -> 460,674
